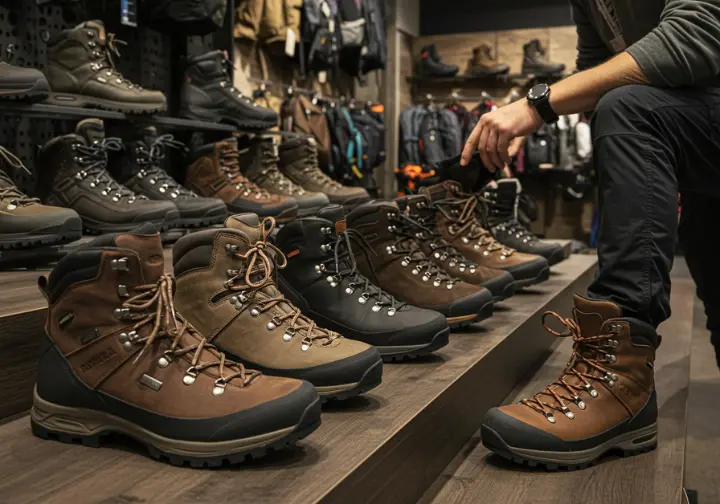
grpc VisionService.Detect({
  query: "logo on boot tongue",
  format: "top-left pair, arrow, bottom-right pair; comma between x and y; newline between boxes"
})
335,219 -> 347,233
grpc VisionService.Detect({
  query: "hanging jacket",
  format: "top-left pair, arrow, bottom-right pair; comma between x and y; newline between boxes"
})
234,0 -> 303,44
281,94 -> 333,170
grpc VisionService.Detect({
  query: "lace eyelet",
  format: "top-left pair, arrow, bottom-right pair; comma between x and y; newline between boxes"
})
157,351 -> 172,368
358,293 -> 370,304
266,316 -> 281,331
372,302 -> 382,313
250,307 -> 260,317
212,379 -> 227,396
283,328 -> 296,341
183,367 -> 198,385
387,308 -> 396,316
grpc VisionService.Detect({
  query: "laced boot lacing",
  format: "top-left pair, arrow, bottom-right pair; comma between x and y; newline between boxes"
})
256,143 -> 304,196
225,217 -> 340,351
383,211 -> 459,290
433,189 -> 514,259
73,137 -> 140,203
485,188 -> 538,245
219,145 -> 271,200
119,273 -> 260,394
134,134 -> 195,199
297,143 -> 344,190
0,146 -> 38,210
405,199 -> 479,274
318,223 -> 406,316
86,30 -> 141,90
522,312 -> 622,424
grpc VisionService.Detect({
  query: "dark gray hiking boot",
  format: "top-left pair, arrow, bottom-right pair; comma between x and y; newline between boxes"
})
45,20 -> 166,114
0,62 -> 50,102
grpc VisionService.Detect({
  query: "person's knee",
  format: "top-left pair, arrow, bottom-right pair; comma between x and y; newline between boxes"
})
592,85 -> 651,139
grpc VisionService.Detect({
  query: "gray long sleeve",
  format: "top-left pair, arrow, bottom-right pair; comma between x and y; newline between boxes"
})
627,0 -> 720,87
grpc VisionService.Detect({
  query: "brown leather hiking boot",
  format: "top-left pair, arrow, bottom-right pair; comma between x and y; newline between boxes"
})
396,193 -> 515,302
239,137 -> 329,217
172,214 -> 383,401
482,296 -> 660,470
422,181 -> 549,288
279,137 -> 370,210
466,44 -> 510,78
32,224 -> 321,467
185,139 -> 298,223
45,20 -> 166,114
347,201 -> 494,329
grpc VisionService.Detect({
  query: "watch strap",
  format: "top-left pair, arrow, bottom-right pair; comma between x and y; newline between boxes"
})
533,97 -> 559,124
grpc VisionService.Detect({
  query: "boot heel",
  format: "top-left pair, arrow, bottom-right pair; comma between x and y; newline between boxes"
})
31,417 -> 105,448
616,424 -> 658,456
30,396 -> 109,448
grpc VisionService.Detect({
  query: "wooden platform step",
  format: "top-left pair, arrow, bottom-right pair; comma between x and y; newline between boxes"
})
419,260 -> 694,504
0,255 -> 596,504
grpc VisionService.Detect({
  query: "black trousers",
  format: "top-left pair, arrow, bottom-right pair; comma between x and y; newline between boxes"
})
588,85 -> 720,358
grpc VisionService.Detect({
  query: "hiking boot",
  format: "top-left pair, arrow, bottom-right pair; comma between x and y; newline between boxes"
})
522,39 -> 565,77
481,296 -> 659,470
179,50 -> 277,129
466,45 -> 509,78
347,201 -> 494,329
396,193 -> 515,302
484,179 -> 566,266
276,205 -> 450,362
36,119 -> 179,234
419,44 -> 459,77
0,146 -> 81,249
422,181 -> 549,288
45,20 -> 166,114
185,139 -> 298,222
108,125 -> 226,228
32,225 -> 321,467
239,137 -> 329,217
0,62 -> 50,102
279,137 -> 370,210
172,214 -> 383,401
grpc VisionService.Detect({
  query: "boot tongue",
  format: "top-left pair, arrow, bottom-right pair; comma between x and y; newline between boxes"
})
81,20 -> 106,42
423,181 -> 461,202
572,294 -> 622,337
225,213 -> 263,243
108,225 -> 165,284
317,205 -> 346,231
137,125 -> 158,148
76,118 -> 106,146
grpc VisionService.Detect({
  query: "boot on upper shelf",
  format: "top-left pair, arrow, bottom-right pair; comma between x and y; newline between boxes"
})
172,213 -> 383,401
179,50 -> 278,130
107,125 -> 226,228
185,139 -> 298,223
521,39 -> 566,77
0,62 -> 50,102
36,119 -> 179,234
32,224 -> 321,467
347,200 -> 494,329
278,137 -> 370,211
239,137 -> 329,217
484,178 -> 566,266
482,296 -> 660,470
275,204 -> 450,362
45,20 -> 166,114
0,146 -> 81,249
419,44 -> 459,78
466,44 -> 510,78
422,181 -> 549,288
396,193 -> 515,302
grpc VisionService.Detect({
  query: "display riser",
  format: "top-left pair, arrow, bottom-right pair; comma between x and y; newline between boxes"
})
420,260 -> 694,504
0,255 -> 597,504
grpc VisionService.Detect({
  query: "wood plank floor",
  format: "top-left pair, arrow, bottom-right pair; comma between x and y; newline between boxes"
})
420,261 -> 694,504
0,256 -> 597,504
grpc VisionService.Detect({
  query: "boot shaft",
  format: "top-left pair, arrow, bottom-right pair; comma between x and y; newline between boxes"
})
471,45 -> 497,66
485,179 -> 519,225
185,140 -> 235,198
185,50 -> 229,85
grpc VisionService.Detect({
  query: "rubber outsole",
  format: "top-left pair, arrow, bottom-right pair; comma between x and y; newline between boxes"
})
512,266 -> 550,289
481,422 -> 658,471
81,211 -> 180,235
380,327 -> 450,362
448,300 -> 494,330
31,392 -> 322,468
319,358 -> 383,403
0,216 -> 82,250
179,107 -> 278,131
174,209 -> 227,229
0,79 -> 50,102
46,92 -> 166,115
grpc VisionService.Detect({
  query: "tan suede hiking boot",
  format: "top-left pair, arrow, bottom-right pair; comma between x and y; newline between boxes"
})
278,137 -> 371,210
347,201 -> 494,329
396,193 -> 515,302
172,214 -> 383,401
466,44 -> 510,78
422,181 -> 549,288
32,224 -> 321,467
482,296 -> 660,470
185,139 -> 298,222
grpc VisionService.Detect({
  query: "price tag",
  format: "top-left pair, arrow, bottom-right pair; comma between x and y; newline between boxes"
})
321,1 -> 331,18
318,71 -> 327,83
121,0 -> 137,27
328,19 -> 335,32
285,28 -> 296,57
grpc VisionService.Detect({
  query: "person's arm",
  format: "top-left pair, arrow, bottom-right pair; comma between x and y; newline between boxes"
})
572,0 -> 613,72
628,0 -> 720,87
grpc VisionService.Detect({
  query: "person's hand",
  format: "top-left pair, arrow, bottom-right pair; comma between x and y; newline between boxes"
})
461,99 -> 542,171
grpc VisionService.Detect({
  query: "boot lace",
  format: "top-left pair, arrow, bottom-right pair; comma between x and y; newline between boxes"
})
226,217 -> 340,349
219,145 -> 271,199
125,273 -> 260,388
386,212 -> 459,289
299,145 -> 344,189
321,225 -> 406,315
257,143 -> 304,196
134,134 -> 195,199
521,312 -> 618,423
88,31 -> 140,90
0,146 -> 38,207
433,189 -> 514,256
74,138 -> 140,203
485,188 -> 538,245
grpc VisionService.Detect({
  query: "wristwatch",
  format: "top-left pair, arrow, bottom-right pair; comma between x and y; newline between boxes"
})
527,83 -> 559,124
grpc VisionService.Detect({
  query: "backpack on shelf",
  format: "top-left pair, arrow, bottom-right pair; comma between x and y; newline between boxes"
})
142,0 -> 228,35
301,0 -> 343,75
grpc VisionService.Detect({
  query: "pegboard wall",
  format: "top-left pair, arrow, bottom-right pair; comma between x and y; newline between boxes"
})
0,0 -> 225,192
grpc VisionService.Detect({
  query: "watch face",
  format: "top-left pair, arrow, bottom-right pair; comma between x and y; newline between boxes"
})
528,84 -> 549,102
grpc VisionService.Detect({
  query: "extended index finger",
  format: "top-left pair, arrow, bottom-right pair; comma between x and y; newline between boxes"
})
461,123 -> 483,166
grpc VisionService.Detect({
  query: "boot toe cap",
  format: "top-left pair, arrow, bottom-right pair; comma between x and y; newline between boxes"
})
131,201 -> 178,224
504,255 -> 549,282
482,406 -> 565,452
480,271 -> 516,299
176,197 -> 227,220
446,287 -> 494,318
385,308 -> 449,346
291,346 -> 382,388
